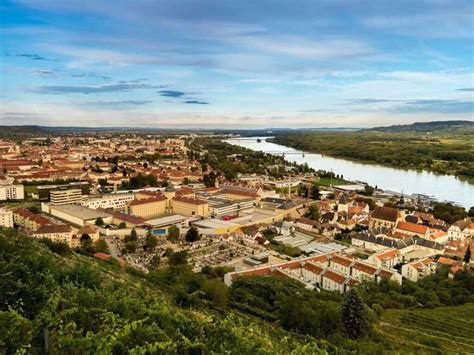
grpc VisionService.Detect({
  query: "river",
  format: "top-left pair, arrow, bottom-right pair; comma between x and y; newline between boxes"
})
225,137 -> 473,209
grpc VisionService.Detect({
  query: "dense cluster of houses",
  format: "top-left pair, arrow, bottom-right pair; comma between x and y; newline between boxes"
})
0,136 -> 472,292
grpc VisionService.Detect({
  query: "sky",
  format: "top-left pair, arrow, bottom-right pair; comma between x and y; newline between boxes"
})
1,0 -> 473,128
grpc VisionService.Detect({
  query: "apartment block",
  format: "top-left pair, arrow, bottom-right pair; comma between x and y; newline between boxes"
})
50,188 -> 82,205
82,193 -> 134,210
0,207 -> 13,228
0,184 -> 24,200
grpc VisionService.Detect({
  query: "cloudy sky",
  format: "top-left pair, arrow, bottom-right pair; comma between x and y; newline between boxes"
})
1,0 -> 473,128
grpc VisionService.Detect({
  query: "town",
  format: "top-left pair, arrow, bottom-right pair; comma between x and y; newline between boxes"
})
1,133 -> 472,295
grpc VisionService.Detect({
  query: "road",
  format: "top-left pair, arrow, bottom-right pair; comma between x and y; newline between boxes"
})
103,236 -> 123,259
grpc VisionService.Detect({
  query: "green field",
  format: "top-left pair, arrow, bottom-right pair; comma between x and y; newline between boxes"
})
318,177 -> 350,186
380,304 -> 474,353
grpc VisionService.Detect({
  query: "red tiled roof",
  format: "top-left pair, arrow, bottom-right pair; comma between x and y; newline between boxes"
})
371,206 -> 399,222
175,187 -> 194,196
172,196 -> 208,205
94,252 -> 111,261
14,208 -> 55,227
34,224 -> 71,234
376,249 -> 400,260
78,225 -> 98,235
331,254 -> 353,267
323,269 -> 346,284
437,257 -> 456,266
303,262 -> 324,274
112,211 -> 145,225
396,221 -> 428,235
352,261 -> 377,275
130,195 -> 167,206
378,269 -> 395,279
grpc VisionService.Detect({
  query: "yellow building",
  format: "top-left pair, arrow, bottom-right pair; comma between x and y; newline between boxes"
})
171,196 -> 209,217
128,196 -> 167,220
222,189 -> 261,201
13,208 -> 55,231
32,224 -> 73,246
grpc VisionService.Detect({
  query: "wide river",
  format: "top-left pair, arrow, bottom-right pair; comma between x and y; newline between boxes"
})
225,137 -> 473,209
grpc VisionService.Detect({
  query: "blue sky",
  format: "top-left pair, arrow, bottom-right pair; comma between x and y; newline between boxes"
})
1,0 -> 473,128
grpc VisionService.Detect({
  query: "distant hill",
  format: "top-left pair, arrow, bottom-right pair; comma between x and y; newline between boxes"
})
366,120 -> 474,133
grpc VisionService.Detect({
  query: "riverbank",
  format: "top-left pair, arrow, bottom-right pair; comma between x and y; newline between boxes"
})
268,130 -> 474,180
225,137 -> 474,209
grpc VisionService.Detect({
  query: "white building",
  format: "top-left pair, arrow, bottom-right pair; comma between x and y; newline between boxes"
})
81,193 -> 135,210
42,203 -> 112,227
367,249 -> 401,269
0,184 -> 24,201
0,207 -> 13,228
32,224 -> 73,245
448,218 -> 474,241
50,188 -> 82,205
401,257 -> 437,282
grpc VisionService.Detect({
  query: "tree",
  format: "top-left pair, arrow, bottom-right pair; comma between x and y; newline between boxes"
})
464,245 -> 471,264
98,178 -> 107,187
299,184 -> 309,198
146,233 -> 158,250
117,222 -> 127,229
307,204 -> 320,221
27,205 -> 40,214
341,288 -> 371,339
468,206 -> 474,217
362,185 -> 375,196
95,217 -> 104,227
124,241 -> 136,254
80,236 -> 94,254
203,279 -> 229,308
310,184 -> 320,200
185,227 -> 200,243
168,250 -> 188,265
168,225 -> 180,243
130,228 -> 138,241
94,239 -> 109,253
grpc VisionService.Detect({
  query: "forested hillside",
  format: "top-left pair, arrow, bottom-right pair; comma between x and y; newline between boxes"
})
270,124 -> 474,178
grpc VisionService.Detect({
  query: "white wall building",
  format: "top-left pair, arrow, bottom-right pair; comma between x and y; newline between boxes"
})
0,184 -> 24,200
0,208 -> 14,228
81,193 -> 135,210
50,188 -> 82,205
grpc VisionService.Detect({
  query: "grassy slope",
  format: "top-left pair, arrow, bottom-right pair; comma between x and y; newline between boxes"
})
2,230 -> 473,353
380,304 -> 474,353
0,231 -> 326,354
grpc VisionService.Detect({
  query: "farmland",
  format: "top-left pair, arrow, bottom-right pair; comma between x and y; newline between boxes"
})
380,304 -> 474,353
